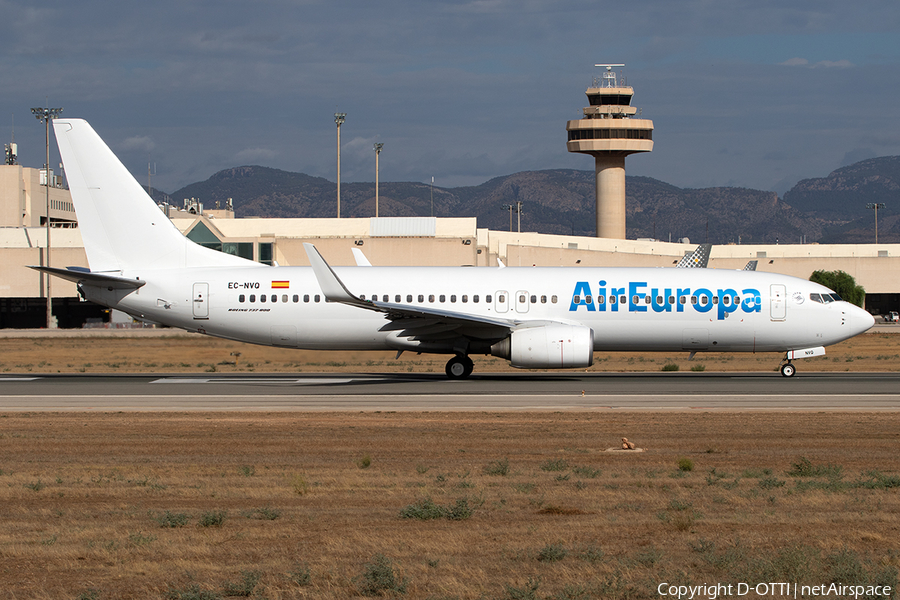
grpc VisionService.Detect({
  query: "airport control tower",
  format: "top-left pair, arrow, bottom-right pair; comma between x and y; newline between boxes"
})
566,64 -> 653,239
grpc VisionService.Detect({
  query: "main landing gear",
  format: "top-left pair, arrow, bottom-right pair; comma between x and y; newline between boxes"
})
445,354 -> 474,379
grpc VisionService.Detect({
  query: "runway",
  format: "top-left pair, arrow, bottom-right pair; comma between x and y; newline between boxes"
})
0,372 -> 898,411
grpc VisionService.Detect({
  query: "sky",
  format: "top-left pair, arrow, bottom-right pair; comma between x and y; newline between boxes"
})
2,0 -> 899,198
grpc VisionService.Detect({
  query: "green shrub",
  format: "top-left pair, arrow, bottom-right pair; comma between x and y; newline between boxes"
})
288,562 -> 311,587
483,458 -> 510,476
571,466 -> 601,478
244,506 -> 280,520
154,511 -> 190,528
690,364 -> 706,372
662,363 -> 679,371
354,554 -> 408,596
540,459 -> 569,472
199,510 -> 226,528
221,570 -> 261,597
357,454 -> 372,469
677,457 -> 694,472
399,497 -> 447,520
537,543 -> 568,562
787,456 -> 843,479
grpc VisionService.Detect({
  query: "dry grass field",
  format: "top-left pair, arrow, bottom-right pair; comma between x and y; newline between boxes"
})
0,331 -> 898,375
1,412 -> 899,599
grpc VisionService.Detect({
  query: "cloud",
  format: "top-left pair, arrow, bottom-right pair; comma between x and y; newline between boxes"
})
780,57 -> 854,68
120,135 -> 155,153
234,147 -> 278,164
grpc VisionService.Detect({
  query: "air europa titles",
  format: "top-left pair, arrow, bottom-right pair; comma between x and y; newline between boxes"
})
569,280 -> 762,321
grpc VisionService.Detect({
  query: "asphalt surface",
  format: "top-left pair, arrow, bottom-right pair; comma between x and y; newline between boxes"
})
0,372 -> 898,411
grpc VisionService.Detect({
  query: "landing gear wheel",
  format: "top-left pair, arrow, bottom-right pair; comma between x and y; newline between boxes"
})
445,355 -> 474,379
780,363 -> 796,377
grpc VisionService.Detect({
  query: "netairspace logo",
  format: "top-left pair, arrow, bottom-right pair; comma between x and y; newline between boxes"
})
656,582 -> 893,599
570,280 -> 762,321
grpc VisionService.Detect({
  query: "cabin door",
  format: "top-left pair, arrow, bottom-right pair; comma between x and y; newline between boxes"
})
770,284 -> 786,321
192,282 -> 209,319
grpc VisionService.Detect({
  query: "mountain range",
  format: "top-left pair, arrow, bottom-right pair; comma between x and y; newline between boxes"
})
162,156 -> 900,245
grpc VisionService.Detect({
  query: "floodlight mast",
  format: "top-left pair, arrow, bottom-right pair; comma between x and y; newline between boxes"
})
31,105 -> 63,329
374,143 -> 384,218
335,113 -> 346,218
867,202 -> 887,244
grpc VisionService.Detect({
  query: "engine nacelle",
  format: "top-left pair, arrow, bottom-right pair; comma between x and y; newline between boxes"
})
491,325 -> 594,369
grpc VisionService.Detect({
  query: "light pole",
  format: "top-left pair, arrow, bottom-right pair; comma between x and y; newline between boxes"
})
334,113 -> 346,218
374,142 -> 383,217
867,202 -> 886,244
31,105 -> 63,329
502,201 -> 523,233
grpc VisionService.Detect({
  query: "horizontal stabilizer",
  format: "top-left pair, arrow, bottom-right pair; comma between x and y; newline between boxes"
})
29,266 -> 146,289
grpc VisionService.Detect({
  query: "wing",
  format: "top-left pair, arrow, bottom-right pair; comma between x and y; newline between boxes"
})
303,243 -> 528,352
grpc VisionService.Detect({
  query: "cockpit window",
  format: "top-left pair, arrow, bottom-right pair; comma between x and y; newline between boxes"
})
810,293 -> 822,303
830,293 -> 842,302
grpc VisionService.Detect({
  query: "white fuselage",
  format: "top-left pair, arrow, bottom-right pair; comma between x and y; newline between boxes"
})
83,264 -> 872,355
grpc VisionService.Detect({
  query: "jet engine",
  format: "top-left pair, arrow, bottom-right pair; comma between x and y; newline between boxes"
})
491,325 -> 594,369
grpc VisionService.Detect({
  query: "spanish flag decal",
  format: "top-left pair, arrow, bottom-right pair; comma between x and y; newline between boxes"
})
271,281 -> 290,289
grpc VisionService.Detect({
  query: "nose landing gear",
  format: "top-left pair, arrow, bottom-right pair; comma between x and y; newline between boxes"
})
779,361 -> 796,377
446,354 -> 474,379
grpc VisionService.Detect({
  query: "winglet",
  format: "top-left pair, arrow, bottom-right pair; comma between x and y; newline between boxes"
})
351,247 -> 372,267
303,243 -> 371,308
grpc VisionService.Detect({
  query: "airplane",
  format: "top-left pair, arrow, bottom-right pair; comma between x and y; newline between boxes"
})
34,119 -> 875,379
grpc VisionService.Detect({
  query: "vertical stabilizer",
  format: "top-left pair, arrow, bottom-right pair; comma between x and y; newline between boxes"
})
53,119 -> 253,272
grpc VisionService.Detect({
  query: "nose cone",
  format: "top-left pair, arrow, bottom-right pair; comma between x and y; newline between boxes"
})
850,305 -> 875,336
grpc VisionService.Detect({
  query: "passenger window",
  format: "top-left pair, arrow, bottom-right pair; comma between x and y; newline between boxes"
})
619,295 -> 626,304
541,295 -> 547,304
734,296 -> 740,305
239,294 -> 245,303
632,295 -> 639,304
609,295 -> 617,304
314,294 -> 320,302
260,295 -> 266,303
418,295 -> 424,303
498,295 -> 504,303
574,295 -> 581,304
723,296 -> 730,306
656,296 -> 663,304
462,295 -> 468,303
691,296 -> 697,305
585,295 -> 592,304
407,294 -> 413,303
439,294 -> 446,302
644,296 -> 651,304
519,294 -> 526,303
429,294 -> 435,302
551,295 -> 558,303
474,295 -> 480,303
451,295 -> 457,302
487,294 -> 492,303
680,296 -> 686,304
712,296 -> 718,304
303,294 -> 310,302
282,294 -> 288,303
293,295 -> 299,303
597,295 -> 604,305
250,294 -> 256,303
530,295 -> 536,304
395,295 -> 401,302
668,296 -> 675,304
